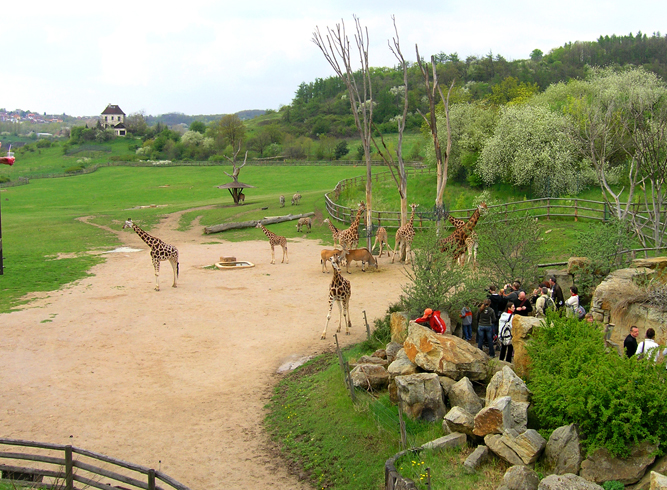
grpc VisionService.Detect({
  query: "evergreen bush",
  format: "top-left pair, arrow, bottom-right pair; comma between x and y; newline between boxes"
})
526,313 -> 667,457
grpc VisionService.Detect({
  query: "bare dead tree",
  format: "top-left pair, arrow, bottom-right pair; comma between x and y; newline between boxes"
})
416,48 -> 454,230
313,16 -> 373,249
224,145 -> 248,182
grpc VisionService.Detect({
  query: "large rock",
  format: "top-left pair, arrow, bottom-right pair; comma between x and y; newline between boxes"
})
438,376 -> 457,396
504,465 -> 540,490
421,432 -> 466,450
403,322 -> 488,381
510,316 -> 544,379
350,364 -> 389,390
474,396 -> 512,437
395,373 -> 447,422
351,355 -> 388,368
543,424 -> 583,475
510,401 -> 529,434
463,445 -> 490,473
449,377 -> 483,415
390,312 -> 409,343
387,349 -> 419,376
443,406 -> 476,437
538,474 -> 604,490
631,257 -> 667,280
385,341 -> 403,363
628,455 -> 667,490
486,366 -> 531,405
580,441 -> 658,485
651,471 -> 667,490
484,429 -> 546,466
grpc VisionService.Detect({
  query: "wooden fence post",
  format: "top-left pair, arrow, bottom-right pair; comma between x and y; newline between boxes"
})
363,310 -> 371,340
65,445 -> 73,490
148,469 -> 156,490
547,198 -> 550,220
574,199 -> 578,222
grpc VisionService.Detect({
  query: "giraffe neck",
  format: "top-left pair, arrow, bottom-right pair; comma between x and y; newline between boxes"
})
259,224 -> 275,240
327,221 -> 338,234
133,225 -> 159,248
407,209 -> 416,228
464,208 -> 481,233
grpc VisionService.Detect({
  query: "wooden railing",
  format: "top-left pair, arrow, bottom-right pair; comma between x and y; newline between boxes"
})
0,438 -> 190,490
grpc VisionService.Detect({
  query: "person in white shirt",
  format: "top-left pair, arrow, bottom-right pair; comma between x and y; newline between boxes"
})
565,285 -> 580,318
637,328 -> 661,361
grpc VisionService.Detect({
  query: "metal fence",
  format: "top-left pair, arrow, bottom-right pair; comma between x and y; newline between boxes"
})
0,438 -> 190,490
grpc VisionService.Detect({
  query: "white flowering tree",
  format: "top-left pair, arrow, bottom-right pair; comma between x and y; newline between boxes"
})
477,104 -> 580,196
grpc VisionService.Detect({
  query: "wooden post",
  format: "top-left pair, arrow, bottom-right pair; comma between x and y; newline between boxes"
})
547,198 -> 550,220
426,468 -> 432,490
398,403 -> 407,451
363,310 -> 371,340
65,446 -> 73,490
148,469 -> 156,490
574,199 -> 578,222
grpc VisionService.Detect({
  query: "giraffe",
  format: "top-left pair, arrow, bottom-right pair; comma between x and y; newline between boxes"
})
122,218 -> 179,291
255,222 -> 288,264
291,193 -> 302,205
321,254 -> 352,339
392,203 -> 419,264
447,214 -> 478,265
296,217 -> 312,233
338,202 -> 365,251
279,195 -> 285,207
440,203 -> 487,264
323,218 -> 342,248
372,226 -> 393,257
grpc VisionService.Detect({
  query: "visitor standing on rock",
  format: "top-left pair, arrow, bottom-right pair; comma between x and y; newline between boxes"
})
624,326 -> 640,358
477,299 -> 497,357
414,308 -> 447,334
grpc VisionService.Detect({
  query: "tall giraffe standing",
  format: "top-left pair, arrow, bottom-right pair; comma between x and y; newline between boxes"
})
255,223 -> 288,264
447,214 -> 478,265
440,203 -> 487,264
122,218 -> 179,291
321,254 -> 352,339
323,218 -> 342,248
392,203 -> 419,264
338,202 -> 365,251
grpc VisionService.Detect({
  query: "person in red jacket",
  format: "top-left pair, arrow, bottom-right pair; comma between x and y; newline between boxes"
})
414,308 -> 446,334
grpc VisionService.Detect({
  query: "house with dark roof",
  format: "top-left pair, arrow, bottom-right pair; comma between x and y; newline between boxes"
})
101,104 -> 127,136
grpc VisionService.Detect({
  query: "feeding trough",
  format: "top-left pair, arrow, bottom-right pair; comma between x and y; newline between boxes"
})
215,256 -> 254,270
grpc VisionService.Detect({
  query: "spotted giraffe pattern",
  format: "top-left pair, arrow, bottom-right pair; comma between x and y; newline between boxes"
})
123,219 -> 179,291
321,254 -> 352,339
255,223 -> 288,264
279,195 -> 285,207
392,204 -> 419,263
447,214 -> 478,265
440,203 -> 487,263
373,226 -> 393,257
323,218 -> 342,248
338,202 -> 365,251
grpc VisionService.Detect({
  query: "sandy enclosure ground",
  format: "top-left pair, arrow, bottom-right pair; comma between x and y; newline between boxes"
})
0,211 -> 408,490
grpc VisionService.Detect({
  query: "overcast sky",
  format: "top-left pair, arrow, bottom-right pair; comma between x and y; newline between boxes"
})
2,0 -> 665,117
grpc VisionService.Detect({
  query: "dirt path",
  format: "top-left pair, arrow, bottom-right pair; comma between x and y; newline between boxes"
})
0,211 -> 408,490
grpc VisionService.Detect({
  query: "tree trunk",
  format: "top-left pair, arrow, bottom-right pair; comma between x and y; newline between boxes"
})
204,212 -> 314,234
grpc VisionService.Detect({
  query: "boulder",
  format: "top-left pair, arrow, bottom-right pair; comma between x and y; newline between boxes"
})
395,373 -> 447,422
474,396 -> 512,437
438,376 -> 457,396
421,432 -> 466,450
510,401 -> 529,433
463,445 -> 490,473
502,429 -> 546,465
385,341 -> 403,363
485,433 -> 524,466
351,355 -> 388,368
504,465 -> 540,490
372,348 -> 387,359
628,454 -> 667,490
543,424 -> 583,475
538,474 -> 604,490
350,364 -> 389,390
403,322 -> 488,381
651,471 -> 667,490
580,441 -> 658,485
443,406 -> 476,437
510,316 -> 544,379
387,349 -> 419,376
390,312 -> 409,343
631,256 -> 667,280
486,366 -> 531,405
449,377 -> 484,415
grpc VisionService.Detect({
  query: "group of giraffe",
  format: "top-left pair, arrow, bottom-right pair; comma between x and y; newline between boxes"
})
439,202 -> 487,265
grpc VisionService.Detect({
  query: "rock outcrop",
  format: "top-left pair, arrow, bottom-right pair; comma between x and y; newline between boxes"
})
580,441 -> 658,485
394,372 -> 447,421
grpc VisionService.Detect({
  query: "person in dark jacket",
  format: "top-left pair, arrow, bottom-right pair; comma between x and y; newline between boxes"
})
477,299 -> 497,357
549,275 -> 565,309
624,325 -> 639,358
487,285 -> 504,337
513,291 -> 533,316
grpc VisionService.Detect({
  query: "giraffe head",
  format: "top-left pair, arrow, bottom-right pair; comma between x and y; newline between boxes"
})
255,222 -> 263,229
122,218 -> 134,229
410,203 -> 419,212
478,202 -> 488,214
329,253 -> 343,272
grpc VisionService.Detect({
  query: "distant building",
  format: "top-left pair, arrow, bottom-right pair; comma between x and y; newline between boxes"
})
101,104 -> 127,136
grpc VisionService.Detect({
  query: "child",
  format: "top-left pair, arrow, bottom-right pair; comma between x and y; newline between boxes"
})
460,306 -> 473,341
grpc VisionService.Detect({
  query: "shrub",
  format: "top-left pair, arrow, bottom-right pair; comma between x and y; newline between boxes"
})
0,176 -> 9,184
526,313 -> 667,457
602,481 -> 624,490
65,165 -> 85,174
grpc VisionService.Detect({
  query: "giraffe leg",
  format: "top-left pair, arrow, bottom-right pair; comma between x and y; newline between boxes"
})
344,300 -> 351,335
270,244 -> 275,264
391,239 -> 400,263
282,245 -> 288,264
322,299 -> 334,339
153,258 -> 160,291
405,242 -> 412,264
336,300 -> 344,333
170,258 -> 178,287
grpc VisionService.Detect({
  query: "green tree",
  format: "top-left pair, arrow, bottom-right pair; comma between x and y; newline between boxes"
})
125,111 -> 148,136
212,114 -> 246,151
189,121 -> 207,134
333,140 -> 349,160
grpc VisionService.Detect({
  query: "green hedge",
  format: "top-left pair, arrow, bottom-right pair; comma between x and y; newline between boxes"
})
527,314 -> 667,457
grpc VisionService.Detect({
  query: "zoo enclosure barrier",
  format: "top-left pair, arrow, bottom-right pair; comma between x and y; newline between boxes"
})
0,438 -> 191,490
324,169 -> 667,248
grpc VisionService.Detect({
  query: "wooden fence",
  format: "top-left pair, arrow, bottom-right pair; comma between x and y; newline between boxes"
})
0,438 -> 190,490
